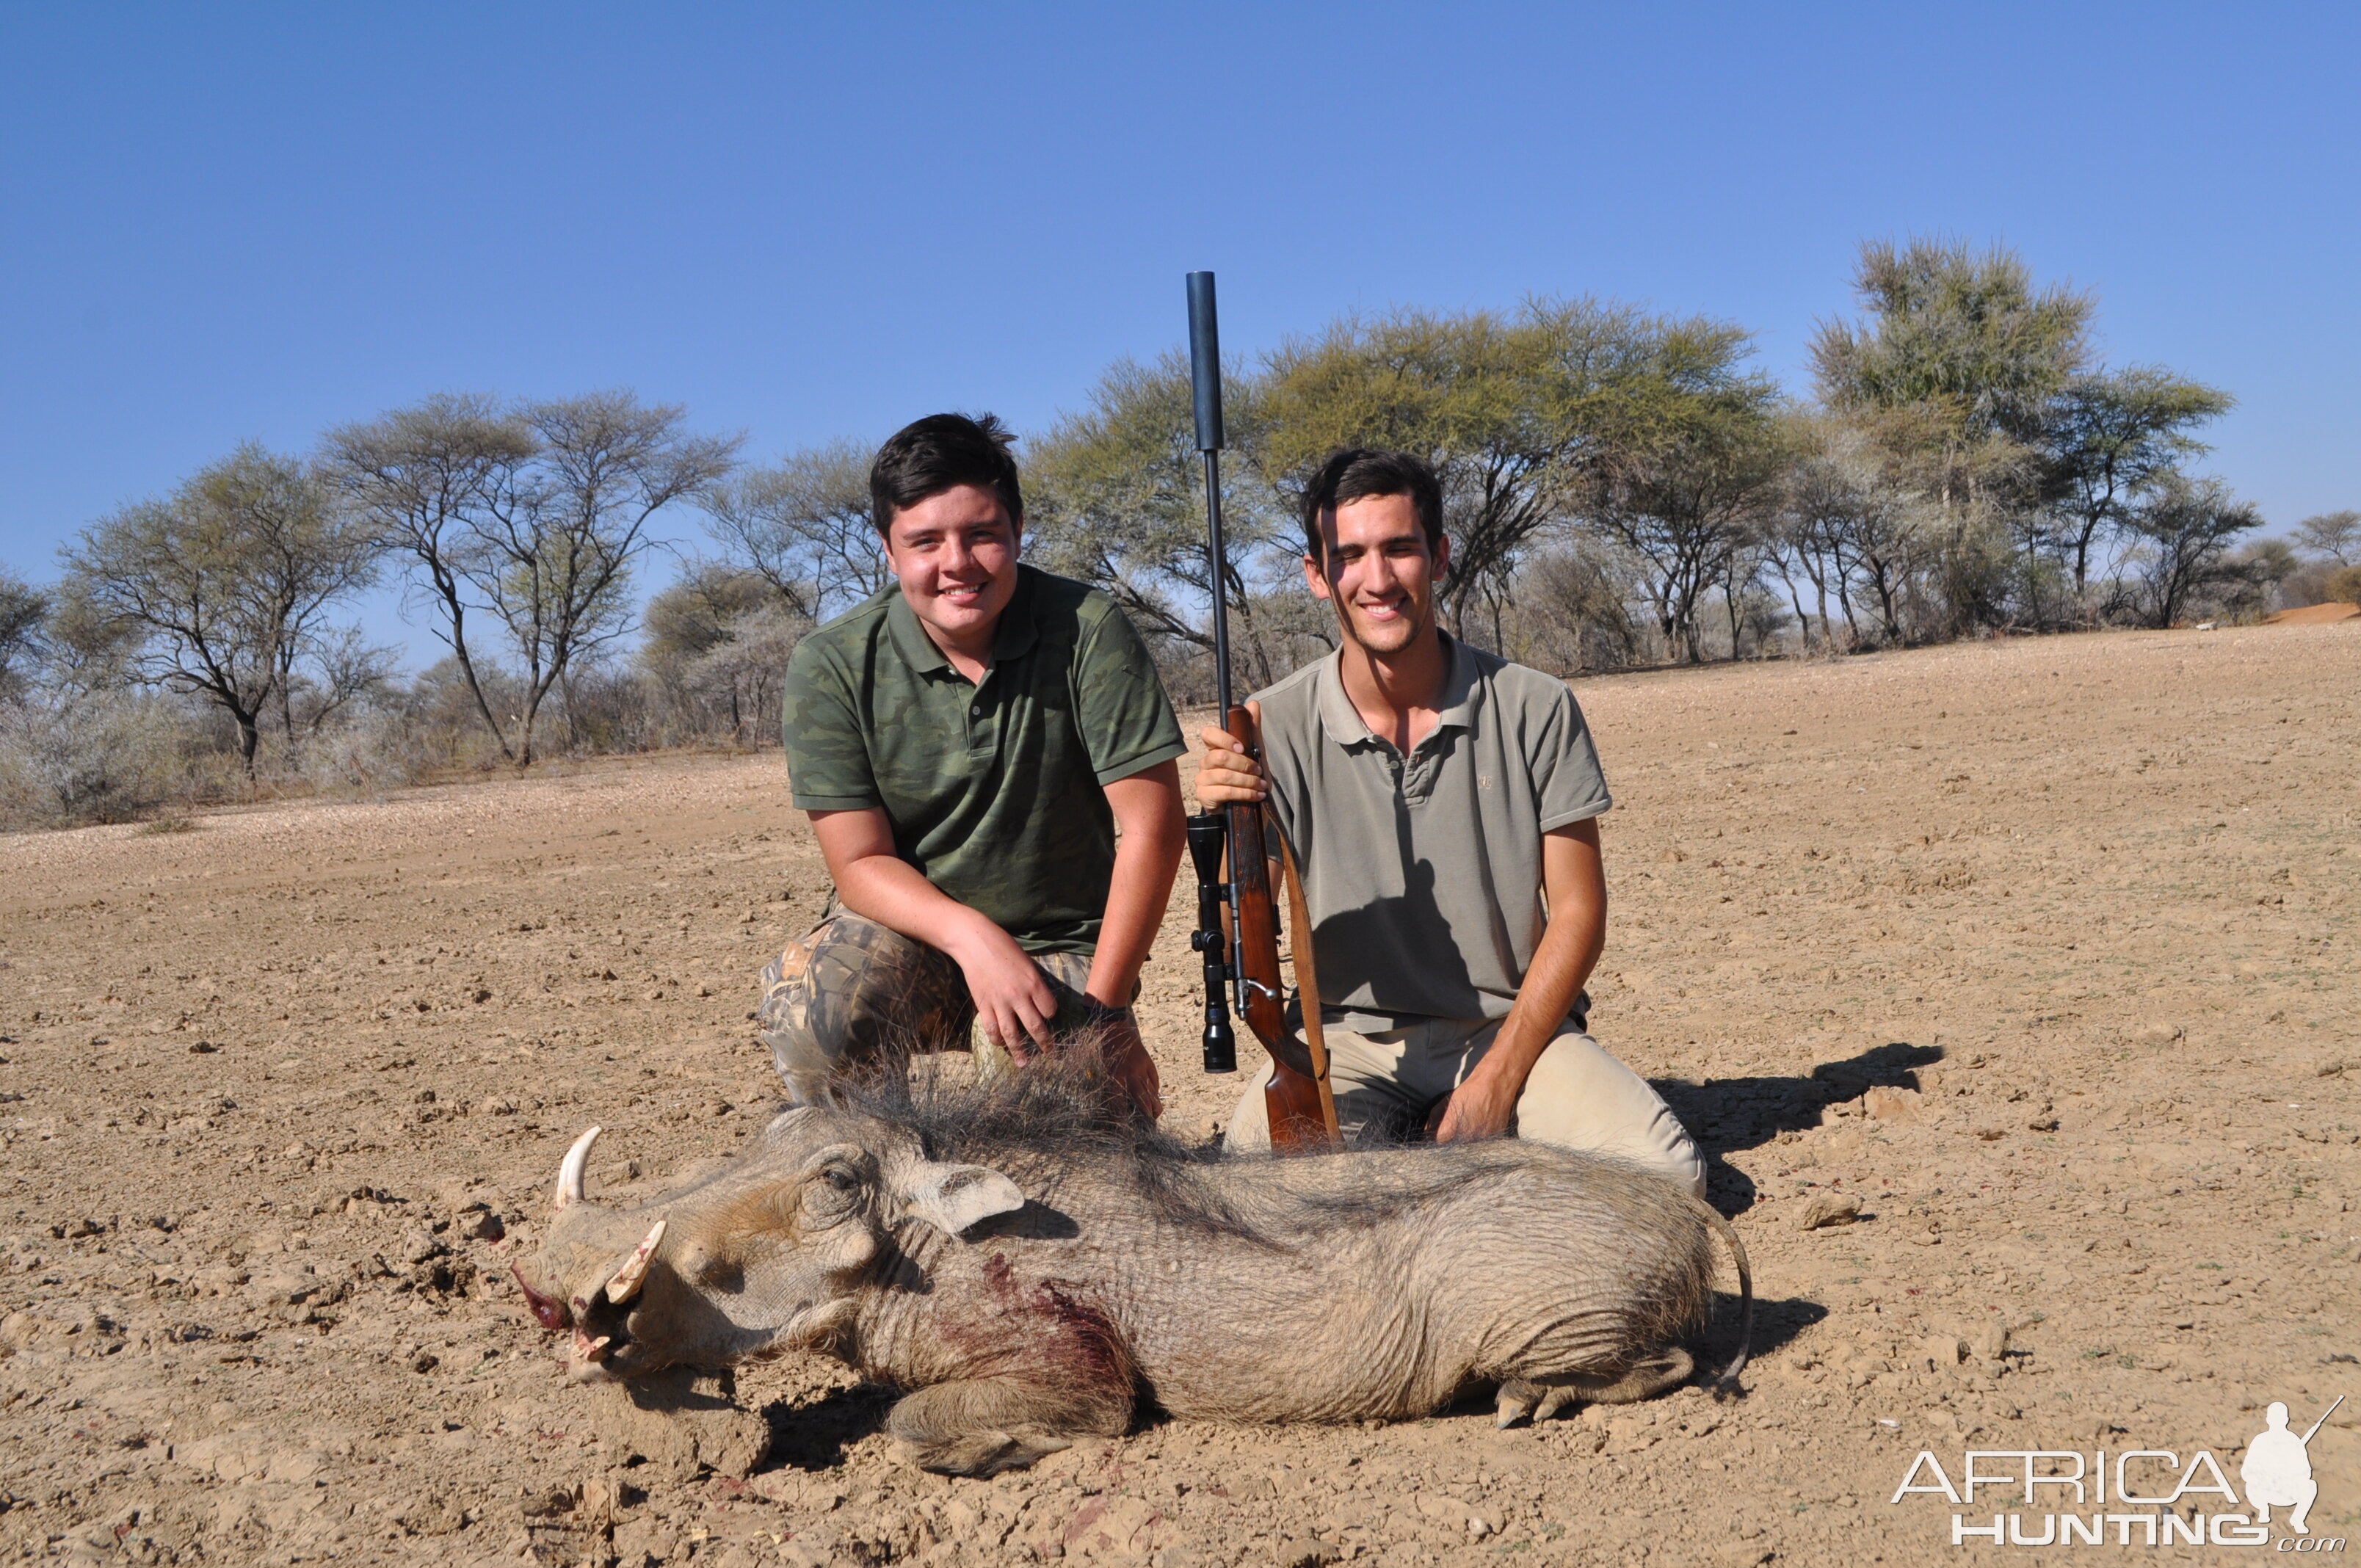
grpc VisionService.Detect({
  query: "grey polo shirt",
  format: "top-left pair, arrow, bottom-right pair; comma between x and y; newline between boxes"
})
1253,634 -> 1611,1029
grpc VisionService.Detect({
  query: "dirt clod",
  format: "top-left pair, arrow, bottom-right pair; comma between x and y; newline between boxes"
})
1796,1192 -> 1863,1230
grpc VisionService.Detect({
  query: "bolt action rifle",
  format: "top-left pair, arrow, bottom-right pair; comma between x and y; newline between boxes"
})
1181,271 -> 1341,1153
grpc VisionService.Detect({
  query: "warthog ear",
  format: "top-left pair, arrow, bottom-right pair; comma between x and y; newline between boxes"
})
899,1161 -> 1026,1238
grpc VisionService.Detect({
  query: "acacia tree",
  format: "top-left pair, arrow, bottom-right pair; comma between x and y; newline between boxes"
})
463,392 -> 739,765
638,563 -> 804,741
1810,237 -> 2093,470
2042,366 -> 2233,600
700,438 -> 887,620
1809,237 -> 2115,633
0,567 -> 48,700
1257,300 -> 1760,638
59,444 -> 377,774
324,393 -> 537,759
2294,510 -> 2360,567
2128,474 -> 2263,628
1575,391 -> 1789,662
1025,353 -> 1315,687
1767,415 -> 1864,650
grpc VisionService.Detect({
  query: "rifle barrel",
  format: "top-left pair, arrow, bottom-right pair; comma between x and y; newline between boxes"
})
1186,271 -> 1234,722
1186,269 -> 1249,1027
1186,271 -> 1224,451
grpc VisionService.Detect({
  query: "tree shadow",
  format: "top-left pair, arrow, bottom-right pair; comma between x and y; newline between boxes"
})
1652,1040 -> 1944,1217
755,1381 -> 896,1473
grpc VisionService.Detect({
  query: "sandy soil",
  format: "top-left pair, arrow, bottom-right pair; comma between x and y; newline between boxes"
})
2,620 -> 2357,1567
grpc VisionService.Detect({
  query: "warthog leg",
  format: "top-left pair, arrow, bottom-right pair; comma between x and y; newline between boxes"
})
1495,1382 -> 1545,1428
1493,1381 -> 1592,1428
1493,1349 -> 1697,1428
887,1375 -> 1132,1477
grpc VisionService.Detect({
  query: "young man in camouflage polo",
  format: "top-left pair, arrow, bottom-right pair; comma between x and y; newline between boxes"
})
1194,449 -> 1703,1192
761,413 -> 1187,1117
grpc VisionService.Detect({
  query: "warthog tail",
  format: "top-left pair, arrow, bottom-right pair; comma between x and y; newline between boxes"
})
1694,1199 -> 1752,1397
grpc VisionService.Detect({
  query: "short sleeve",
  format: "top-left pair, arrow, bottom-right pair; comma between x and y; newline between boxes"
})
1529,683 -> 1613,832
780,639 -> 882,810
1073,603 -> 1188,787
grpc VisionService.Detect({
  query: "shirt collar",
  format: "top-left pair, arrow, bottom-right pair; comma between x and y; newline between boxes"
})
882,565 -> 1039,675
1315,631 -> 1481,752
992,566 -> 1040,662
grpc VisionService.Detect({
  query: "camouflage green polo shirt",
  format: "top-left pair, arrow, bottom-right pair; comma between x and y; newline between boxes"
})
780,565 -> 1186,955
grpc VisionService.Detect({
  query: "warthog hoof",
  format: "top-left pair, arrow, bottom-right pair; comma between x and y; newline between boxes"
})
897,1427 -> 1072,1477
1493,1350 -> 1697,1427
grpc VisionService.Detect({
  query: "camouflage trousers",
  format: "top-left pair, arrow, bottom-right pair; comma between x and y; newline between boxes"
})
755,912 -> 1107,1103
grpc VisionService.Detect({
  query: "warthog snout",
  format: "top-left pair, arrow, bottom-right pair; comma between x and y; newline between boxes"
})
518,1110 -> 1030,1387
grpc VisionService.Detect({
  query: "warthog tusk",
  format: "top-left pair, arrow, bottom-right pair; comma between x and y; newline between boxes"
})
604,1219 -> 667,1304
554,1126 -> 601,1211
574,1332 -> 611,1359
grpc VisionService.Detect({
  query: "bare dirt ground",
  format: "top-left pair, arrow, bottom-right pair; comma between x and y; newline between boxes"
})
2,621 -> 2356,1567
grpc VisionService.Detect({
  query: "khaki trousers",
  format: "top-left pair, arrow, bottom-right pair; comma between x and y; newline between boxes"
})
1225,1015 -> 1705,1197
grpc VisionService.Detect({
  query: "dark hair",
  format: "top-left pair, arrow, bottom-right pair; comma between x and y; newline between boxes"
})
1300,447 -> 1444,564
870,413 -> 1023,536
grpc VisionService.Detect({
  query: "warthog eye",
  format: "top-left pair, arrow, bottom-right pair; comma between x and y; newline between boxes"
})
825,1166 -> 857,1192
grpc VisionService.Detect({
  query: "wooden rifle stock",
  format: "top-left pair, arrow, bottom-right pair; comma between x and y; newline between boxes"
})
1227,705 -> 1338,1152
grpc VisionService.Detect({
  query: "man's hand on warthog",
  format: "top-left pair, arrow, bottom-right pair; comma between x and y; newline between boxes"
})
1429,1064 -> 1520,1143
943,912 -> 1060,1059
1093,1017 -> 1164,1121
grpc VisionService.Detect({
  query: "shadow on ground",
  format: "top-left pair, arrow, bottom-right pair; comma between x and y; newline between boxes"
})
761,1382 -> 899,1473
1721,1291 -> 1826,1377
1655,1041 -> 1945,1216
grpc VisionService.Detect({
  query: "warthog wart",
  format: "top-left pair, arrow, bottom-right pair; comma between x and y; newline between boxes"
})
514,1053 -> 1750,1476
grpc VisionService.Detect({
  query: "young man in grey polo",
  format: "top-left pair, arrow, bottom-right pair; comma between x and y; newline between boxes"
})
1194,448 -> 1702,1194
764,413 -> 1187,1117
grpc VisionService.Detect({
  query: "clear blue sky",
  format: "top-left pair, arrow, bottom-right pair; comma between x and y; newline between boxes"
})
4,3 -> 2354,659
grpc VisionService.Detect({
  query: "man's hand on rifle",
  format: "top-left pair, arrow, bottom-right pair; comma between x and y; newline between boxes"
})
1194,702 -> 1268,807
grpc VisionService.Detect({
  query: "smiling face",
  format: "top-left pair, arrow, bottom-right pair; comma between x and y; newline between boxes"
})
883,484 -> 1021,659
1304,491 -> 1450,657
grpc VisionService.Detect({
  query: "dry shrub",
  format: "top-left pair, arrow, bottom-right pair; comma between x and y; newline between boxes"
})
0,692 -> 203,830
1509,548 -> 1642,674
300,708 -> 435,794
2277,562 -> 2338,611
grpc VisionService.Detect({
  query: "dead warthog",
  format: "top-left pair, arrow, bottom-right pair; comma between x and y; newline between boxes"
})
513,1057 -> 1749,1476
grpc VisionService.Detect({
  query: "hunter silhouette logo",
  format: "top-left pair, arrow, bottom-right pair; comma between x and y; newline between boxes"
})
1889,1394 -> 2346,1548
2245,1397 -> 2340,1536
